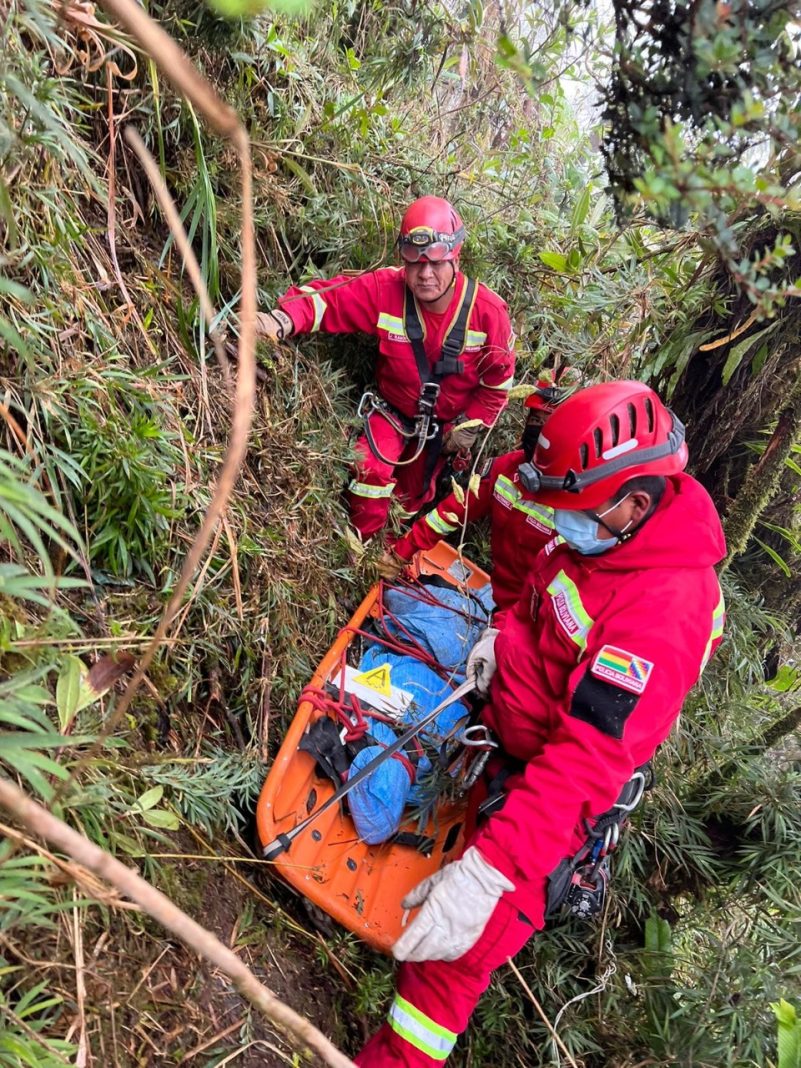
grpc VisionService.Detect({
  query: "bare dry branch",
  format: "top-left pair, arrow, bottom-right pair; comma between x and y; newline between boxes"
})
123,125 -> 232,381
0,776 -> 356,1068
75,0 -> 258,757
506,957 -> 579,1068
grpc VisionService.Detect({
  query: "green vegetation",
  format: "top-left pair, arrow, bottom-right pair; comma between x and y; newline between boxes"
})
1,0 -> 799,1063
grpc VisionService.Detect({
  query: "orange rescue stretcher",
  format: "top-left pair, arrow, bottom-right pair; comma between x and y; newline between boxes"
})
255,541 -> 491,953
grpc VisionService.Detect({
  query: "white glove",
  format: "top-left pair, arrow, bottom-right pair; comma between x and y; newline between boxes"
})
393,846 -> 515,963
466,627 -> 499,698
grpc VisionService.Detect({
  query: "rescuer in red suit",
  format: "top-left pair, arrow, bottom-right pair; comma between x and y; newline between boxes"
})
256,196 -> 516,540
356,380 -> 727,1066
376,372 -> 579,611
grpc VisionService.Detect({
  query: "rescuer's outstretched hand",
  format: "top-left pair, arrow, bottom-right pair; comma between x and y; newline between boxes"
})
376,549 -> 406,581
442,422 -> 482,454
255,309 -> 293,340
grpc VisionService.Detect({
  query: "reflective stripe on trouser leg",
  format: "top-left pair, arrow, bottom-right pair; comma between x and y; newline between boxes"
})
347,418 -> 406,539
387,995 -> 456,1060
355,895 -> 538,1066
346,482 -> 396,538
348,480 -> 396,499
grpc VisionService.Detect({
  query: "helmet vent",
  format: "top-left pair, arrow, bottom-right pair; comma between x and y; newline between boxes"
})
579,442 -> 589,469
593,427 -> 603,458
627,403 -> 637,437
644,397 -> 655,432
610,413 -> 620,446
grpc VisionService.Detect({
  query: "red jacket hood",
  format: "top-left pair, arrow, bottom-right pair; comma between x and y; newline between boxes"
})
588,472 -> 726,572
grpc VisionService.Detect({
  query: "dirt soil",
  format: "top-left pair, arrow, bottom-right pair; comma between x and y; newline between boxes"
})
73,857 -> 359,1066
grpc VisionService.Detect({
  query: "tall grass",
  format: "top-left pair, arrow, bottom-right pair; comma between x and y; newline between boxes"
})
0,0 -> 799,1064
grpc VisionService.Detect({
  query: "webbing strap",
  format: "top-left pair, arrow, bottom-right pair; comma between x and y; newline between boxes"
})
403,277 -> 477,397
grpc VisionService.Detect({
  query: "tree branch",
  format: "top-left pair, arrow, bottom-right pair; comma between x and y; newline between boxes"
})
0,776 -> 355,1068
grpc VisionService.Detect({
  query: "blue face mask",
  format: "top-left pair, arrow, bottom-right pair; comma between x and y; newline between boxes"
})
554,496 -> 632,556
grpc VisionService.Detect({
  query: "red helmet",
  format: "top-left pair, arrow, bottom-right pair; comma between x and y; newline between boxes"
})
524,366 -> 581,414
398,196 -> 465,263
520,381 -> 688,509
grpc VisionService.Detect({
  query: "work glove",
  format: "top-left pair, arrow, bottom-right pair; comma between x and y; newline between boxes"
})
442,422 -> 482,454
393,846 -> 515,962
255,309 -> 293,340
466,627 -> 499,698
376,548 -> 406,581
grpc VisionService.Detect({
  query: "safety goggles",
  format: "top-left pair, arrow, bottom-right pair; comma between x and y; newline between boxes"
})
518,411 -> 686,494
398,225 -> 465,263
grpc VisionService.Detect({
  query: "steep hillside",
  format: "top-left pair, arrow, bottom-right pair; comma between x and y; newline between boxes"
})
1,0 -> 800,1065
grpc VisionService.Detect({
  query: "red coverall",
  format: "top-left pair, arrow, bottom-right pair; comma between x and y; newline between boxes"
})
278,268 -> 515,538
357,472 -> 726,1065
391,449 -> 555,611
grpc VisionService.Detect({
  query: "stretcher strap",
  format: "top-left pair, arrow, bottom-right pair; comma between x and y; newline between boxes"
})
304,572 -> 481,791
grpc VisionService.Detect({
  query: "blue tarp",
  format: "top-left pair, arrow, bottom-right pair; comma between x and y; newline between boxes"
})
348,721 -> 410,845
347,645 -> 471,844
379,581 -> 494,678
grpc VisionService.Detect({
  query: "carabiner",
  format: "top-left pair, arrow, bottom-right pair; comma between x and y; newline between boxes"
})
614,770 -> 647,813
356,391 -> 375,420
460,725 -> 498,749
462,748 -> 491,791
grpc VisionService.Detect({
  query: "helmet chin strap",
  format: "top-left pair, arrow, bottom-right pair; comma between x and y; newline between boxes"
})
417,261 -> 457,304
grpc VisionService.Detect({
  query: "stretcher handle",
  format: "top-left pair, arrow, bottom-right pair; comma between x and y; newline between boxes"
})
262,676 -> 476,861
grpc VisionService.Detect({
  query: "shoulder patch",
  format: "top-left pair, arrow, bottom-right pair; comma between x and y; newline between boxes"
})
478,457 -> 495,479
571,671 -> 640,740
591,645 -> 654,695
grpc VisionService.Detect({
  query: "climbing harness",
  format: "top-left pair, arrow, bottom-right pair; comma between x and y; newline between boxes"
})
358,390 -> 435,468
358,280 -> 478,469
544,764 -> 653,921
476,758 -> 652,920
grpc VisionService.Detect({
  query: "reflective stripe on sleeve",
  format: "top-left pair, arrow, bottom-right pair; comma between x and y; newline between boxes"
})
700,587 -> 726,671
387,994 -> 458,1061
479,374 -> 514,391
547,569 -> 594,651
377,312 -> 406,334
348,480 -> 396,499
299,285 -> 327,332
425,510 -> 459,536
494,476 -> 555,528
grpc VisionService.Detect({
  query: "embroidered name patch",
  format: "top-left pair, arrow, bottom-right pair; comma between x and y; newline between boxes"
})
525,514 -> 552,535
492,486 -> 514,509
591,645 -> 654,695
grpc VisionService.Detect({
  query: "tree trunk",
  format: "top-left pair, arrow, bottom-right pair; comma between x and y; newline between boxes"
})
720,363 -> 801,573
688,704 -> 801,802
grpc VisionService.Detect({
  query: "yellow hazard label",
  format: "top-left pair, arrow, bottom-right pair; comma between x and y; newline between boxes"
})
352,664 -> 392,696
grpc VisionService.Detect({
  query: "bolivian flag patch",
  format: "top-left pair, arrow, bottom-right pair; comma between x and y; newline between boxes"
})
591,645 -> 654,695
